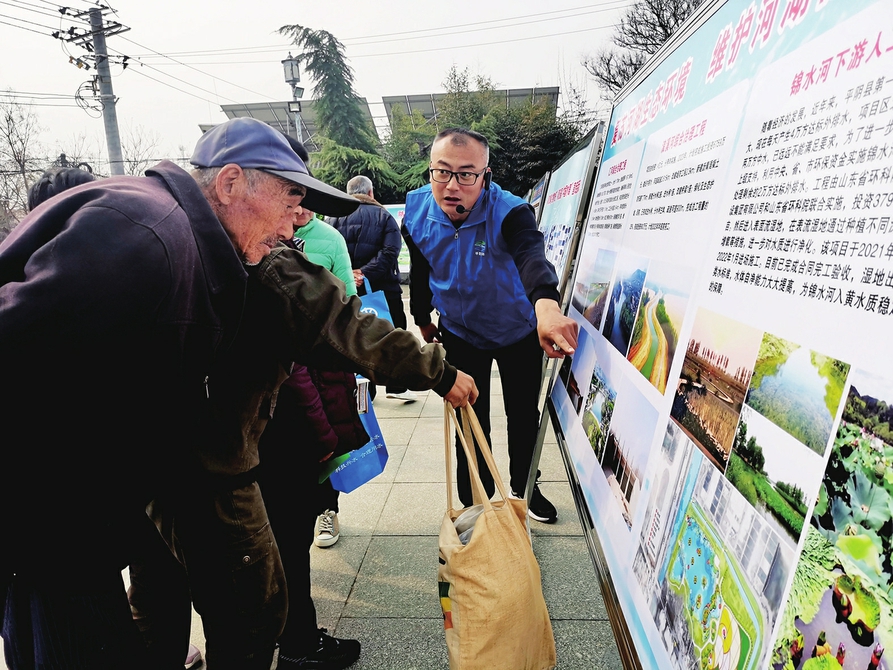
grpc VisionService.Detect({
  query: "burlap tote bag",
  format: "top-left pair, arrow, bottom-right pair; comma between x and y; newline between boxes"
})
438,402 -> 556,670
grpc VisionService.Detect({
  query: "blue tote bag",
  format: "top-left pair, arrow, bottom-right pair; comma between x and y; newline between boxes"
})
358,278 -> 393,325
321,381 -> 389,493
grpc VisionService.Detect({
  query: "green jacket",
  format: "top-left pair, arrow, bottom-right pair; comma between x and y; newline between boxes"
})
294,217 -> 357,296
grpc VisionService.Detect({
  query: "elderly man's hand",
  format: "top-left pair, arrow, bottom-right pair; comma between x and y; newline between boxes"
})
444,370 -> 478,408
535,299 -> 578,358
353,269 -> 364,287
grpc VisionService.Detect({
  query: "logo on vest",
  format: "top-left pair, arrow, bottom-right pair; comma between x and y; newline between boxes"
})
473,240 -> 487,257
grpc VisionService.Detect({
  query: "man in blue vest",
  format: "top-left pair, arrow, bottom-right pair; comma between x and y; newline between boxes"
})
401,127 -> 578,523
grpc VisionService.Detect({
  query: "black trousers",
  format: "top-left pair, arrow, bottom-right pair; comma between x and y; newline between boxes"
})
2,514 -> 164,670
384,289 -> 409,395
3,572 -> 152,670
438,325 -> 544,507
257,436 -> 329,655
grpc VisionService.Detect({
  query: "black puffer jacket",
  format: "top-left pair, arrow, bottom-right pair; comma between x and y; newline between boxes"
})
329,194 -> 401,294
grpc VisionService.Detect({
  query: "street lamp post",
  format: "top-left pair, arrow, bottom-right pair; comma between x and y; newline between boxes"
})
281,52 -> 305,142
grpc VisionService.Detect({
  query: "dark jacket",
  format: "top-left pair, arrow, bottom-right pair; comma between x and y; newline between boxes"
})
273,366 -> 368,463
0,160 -> 249,577
0,162 -> 456,580
329,194 -> 402,294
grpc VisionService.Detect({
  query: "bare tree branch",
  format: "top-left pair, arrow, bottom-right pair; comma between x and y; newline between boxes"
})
121,123 -> 162,176
583,0 -> 704,99
0,92 -> 45,239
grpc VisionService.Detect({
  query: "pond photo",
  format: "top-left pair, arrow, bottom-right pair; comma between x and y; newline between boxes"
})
745,333 -> 850,456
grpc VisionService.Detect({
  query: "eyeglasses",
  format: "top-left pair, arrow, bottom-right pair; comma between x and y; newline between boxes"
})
428,167 -> 487,186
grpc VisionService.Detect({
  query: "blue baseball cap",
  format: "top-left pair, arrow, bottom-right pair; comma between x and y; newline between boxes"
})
191,117 -> 359,217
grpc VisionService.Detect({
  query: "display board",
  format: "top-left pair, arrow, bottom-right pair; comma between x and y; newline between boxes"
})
383,203 -> 411,278
537,125 -> 603,294
529,172 -> 549,219
548,1 -> 893,668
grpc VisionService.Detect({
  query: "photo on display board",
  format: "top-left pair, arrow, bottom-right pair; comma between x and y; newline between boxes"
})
625,259 -> 693,395
745,333 -> 851,457
633,421 -> 794,670
670,308 -> 763,471
583,334 -> 621,464
561,326 -> 596,418
770,368 -> 893,670
571,247 -> 617,331
602,253 -> 649,356
725,405 -> 827,550
599,375 -> 659,529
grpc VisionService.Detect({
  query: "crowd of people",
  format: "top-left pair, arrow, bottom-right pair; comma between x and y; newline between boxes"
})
0,118 -> 576,669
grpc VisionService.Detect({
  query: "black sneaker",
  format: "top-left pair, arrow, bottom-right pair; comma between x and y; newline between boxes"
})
277,629 -> 361,670
527,484 -> 558,524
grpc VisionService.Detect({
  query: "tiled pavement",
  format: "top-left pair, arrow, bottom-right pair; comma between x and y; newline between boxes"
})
292,379 -> 625,670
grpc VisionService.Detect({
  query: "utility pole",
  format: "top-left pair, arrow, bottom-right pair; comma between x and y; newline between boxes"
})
88,8 -> 124,175
58,7 -> 130,175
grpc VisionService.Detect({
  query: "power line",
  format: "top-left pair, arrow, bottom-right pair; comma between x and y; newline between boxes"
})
109,50 -> 244,104
123,65 -> 224,106
116,35 -> 278,102
0,14 -> 49,35
131,21 -> 619,66
0,10 -> 56,31
127,1 -> 630,59
0,0 -> 70,22
352,24 -> 615,58
2,89 -> 73,98
11,101 -> 81,107
341,1 -> 629,47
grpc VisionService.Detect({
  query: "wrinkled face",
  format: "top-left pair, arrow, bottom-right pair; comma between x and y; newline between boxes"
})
226,172 -> 306,265
429,136 -> 488,223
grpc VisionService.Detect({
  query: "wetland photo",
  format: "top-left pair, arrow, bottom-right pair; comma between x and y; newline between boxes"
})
745,333 -> 850,456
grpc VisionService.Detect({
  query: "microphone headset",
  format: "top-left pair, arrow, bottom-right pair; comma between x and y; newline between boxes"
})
455,170 -> 492,215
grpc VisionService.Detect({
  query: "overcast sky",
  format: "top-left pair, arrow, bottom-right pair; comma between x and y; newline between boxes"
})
1,0 -> 629,167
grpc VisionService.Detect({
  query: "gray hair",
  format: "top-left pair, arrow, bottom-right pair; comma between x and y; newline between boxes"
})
346,175 -> 373,195
192,167 -> 301,195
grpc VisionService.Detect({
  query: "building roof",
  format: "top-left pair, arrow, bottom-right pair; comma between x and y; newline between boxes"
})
381,87 -> 560,129
199,98 -> 377,152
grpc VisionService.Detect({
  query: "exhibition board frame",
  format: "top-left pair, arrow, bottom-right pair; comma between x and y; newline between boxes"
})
540,0 -> 893,668
536,122 -> 606,302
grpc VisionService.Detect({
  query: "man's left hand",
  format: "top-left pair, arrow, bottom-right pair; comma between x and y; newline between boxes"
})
444,370 -> 479,408
535,299 -> 578,358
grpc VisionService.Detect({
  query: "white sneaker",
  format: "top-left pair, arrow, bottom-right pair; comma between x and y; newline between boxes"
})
386,390 -> 418,403
314,510 -> 340,548
184,644 -> 203,669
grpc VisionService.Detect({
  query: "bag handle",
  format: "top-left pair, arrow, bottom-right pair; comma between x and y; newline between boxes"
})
460,403 -> 511,504
445,402 -> 491,513
443,401 -> 510,512
362,277 -> 372,295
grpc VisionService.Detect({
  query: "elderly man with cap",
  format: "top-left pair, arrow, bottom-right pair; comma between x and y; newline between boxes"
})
0,118 -> 476,670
